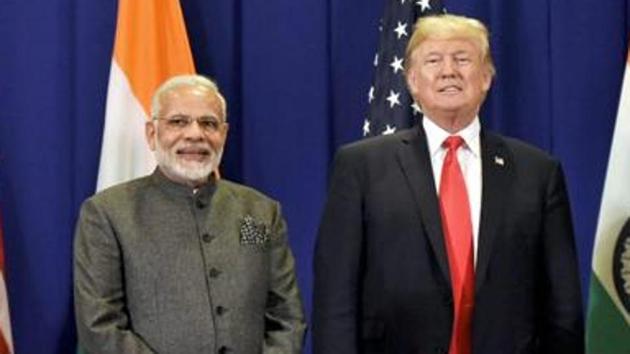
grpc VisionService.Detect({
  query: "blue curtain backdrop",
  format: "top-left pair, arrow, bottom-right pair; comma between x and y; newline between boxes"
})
0,0 -> 628,352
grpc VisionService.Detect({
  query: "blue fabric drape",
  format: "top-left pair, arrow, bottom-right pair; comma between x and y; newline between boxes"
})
0,0 -> 627,352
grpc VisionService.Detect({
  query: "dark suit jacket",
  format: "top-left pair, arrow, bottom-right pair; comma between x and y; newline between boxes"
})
313,126 -> 584,354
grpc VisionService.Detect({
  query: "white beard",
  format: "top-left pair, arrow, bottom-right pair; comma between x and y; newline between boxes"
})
154,141 -> 223,186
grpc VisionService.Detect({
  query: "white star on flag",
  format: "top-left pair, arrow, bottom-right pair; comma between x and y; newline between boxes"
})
394,21 -> 408,39
363,119 -> 371,136
368,86 -> 375,103
382,124 -> 397,135
390,56 -> 404,74
416,0 -> 431,12
386,90 -> 401,108
411,102 -> 422,115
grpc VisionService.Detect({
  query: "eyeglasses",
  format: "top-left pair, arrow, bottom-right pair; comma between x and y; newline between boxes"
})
153,115 -> 225,133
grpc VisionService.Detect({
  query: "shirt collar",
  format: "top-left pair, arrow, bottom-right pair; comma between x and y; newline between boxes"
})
422,116 -> 481,158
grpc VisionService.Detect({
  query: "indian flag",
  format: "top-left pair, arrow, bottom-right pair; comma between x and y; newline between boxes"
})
0,212 -> 13,354
97,0 -> 195,191
586,49 -> 630,353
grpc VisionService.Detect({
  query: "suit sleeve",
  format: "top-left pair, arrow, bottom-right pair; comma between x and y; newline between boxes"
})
262,203 -> 306,354
539,162 -> 584,353
313,148 -> 364,354
73,199 -> 156,354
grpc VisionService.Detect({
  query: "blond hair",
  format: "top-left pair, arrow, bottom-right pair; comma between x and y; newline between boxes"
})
404,14 -> 495,76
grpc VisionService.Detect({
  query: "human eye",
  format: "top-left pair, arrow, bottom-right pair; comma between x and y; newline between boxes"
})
198,116 -> 220,131
454,54 -> 472,65
424,55 -> 441,65
167,115 -> 190,127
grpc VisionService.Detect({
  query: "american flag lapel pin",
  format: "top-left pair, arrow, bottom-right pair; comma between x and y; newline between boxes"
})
494,156 -> 505,166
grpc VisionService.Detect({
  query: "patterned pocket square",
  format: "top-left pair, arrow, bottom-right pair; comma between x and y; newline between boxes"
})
240,215 -> 269,246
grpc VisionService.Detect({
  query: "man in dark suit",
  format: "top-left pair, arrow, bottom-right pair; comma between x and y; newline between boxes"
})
74,75 -> 305,353
313,14 -> 583,354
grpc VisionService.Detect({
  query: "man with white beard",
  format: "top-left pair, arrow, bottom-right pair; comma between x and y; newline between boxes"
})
74,75 -> 306,354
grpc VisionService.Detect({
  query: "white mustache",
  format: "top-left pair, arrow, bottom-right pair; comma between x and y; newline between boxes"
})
175,144 -> 214,155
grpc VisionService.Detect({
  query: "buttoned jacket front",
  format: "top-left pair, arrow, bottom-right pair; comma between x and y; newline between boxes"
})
74,170 -> 305,354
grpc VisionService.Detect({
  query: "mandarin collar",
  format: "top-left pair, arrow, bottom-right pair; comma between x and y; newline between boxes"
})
150,167 -> 217,204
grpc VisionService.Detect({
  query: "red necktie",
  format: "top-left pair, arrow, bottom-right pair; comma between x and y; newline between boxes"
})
439,136 -> 475,354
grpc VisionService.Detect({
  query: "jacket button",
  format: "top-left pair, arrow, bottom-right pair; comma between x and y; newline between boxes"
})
202,233 -> 214,243
196,199 -> 206,209
216,306 -> 226,315
209,268 -> 221,278
218,346 -> 230,354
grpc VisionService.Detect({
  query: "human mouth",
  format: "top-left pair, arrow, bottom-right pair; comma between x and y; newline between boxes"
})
176,146 -> 212,161
438,85 -> 462,93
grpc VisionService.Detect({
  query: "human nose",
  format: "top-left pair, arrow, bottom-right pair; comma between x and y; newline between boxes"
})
182,119 -> 205,139
440,58 -> 457,77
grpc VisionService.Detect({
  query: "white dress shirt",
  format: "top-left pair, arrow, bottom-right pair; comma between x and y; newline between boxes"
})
422,117 -> 482,266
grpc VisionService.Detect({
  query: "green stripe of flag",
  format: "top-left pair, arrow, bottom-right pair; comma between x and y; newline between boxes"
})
586,274 -> 630,354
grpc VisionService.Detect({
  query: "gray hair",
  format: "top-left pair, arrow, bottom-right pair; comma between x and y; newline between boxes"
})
150,74 -> 228,121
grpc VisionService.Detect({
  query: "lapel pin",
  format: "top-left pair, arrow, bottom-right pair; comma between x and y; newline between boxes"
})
494,156 -> 505,166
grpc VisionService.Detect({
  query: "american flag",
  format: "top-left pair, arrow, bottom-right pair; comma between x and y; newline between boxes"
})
364,0 -> 445,137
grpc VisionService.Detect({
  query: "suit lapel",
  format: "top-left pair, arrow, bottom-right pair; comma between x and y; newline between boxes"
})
396,126 -> 451,285
475,131 -> 512,293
